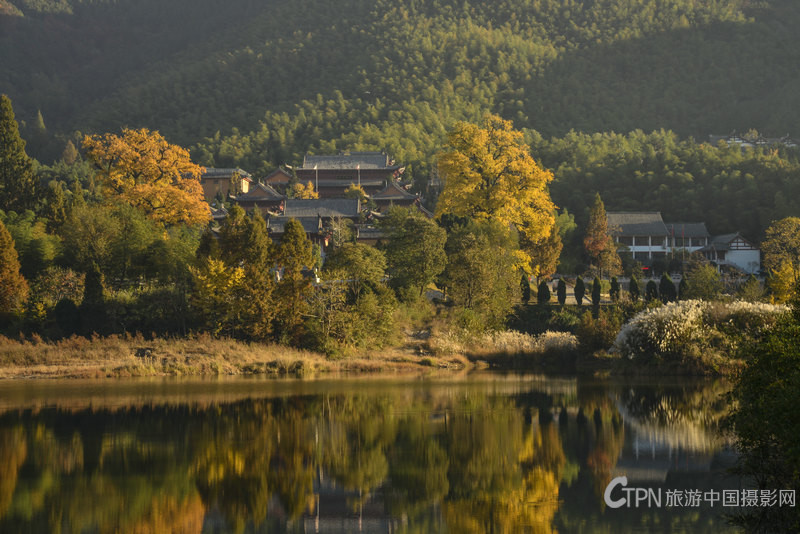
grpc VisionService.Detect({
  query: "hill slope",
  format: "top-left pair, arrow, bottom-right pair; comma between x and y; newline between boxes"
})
2,0 -> 800,176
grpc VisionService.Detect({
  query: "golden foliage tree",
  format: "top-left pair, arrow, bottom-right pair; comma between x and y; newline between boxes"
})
289,181 -> 319,199
529,222 -> 562,281
82,128 -> 209,225
0,218 -> 29,316
436,114 -> 556,272
344,183 -> 367,201
190,257 -> 246,337
763,217 -> 800,303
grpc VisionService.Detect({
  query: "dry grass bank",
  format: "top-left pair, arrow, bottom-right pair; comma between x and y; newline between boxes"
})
0,333 -> 469,379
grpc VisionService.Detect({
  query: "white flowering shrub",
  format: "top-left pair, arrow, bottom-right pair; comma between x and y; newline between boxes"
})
614,300 -> 707,361
614,300 -> 789,363
533,331 -> 580,354
705,300 -> 788,334
486,330 -> 538,353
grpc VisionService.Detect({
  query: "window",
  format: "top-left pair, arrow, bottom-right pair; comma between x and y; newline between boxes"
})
617,236 -> 633,246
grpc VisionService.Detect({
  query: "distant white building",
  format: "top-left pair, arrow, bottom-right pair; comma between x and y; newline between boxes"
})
607,212 -> 759,273
701,233 -> 760,274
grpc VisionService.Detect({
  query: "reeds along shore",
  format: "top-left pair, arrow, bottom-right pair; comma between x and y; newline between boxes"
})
0,333 -> 469,379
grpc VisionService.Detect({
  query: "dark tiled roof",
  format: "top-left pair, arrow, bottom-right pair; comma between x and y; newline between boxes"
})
702,232 -> 757,251
210,205 -> 228,220
302,151 -> 399,170
371,181 -> 418,200
234,182 -> 285,201
201,167 -> 252,180
607,212 -> 668,236
264,167 -> 292,181
665,222 -> 709,238
415,202 -> 434,219
311,179 -> 385,187
283,199 -> 360,218
355,225 -> 385,240
267,217 -> 322,235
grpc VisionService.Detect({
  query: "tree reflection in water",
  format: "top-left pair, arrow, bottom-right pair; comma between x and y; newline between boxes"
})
0,378 -> 740,533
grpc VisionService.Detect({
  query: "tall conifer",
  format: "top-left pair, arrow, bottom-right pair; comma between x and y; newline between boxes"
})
591,277 -> 602,307
574,277 -> 586,306
0,95 -> 38,213
276,218 -> 313,343
239,210 -> 276,340
557,278 -> 567,305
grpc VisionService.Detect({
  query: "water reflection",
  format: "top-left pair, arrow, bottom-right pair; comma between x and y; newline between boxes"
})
0,376 -> 741,533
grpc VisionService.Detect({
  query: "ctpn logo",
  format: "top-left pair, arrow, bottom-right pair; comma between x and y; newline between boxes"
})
604,476 -> 662,508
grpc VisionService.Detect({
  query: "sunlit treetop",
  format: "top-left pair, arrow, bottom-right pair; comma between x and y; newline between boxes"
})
83,128 -> 209,226
436,114 -> 556,269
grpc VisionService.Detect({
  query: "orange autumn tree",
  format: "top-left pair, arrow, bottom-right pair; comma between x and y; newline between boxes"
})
83,128 -> 209,225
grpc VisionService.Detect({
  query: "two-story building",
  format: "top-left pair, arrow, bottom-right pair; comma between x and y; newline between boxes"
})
608,211 -> 760,273
271,151 -> 404,198
607,212 -> 671,262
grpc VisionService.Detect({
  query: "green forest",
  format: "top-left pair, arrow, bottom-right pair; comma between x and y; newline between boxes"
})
4,0 -> 800,242
3,0 -> 800,169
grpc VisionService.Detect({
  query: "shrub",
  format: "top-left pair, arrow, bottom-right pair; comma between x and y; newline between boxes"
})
645,280 -> 658,301
659,273 -> 677,303
591,277 -> 601,307
557,278 -> 567,305
678,277 -> 688,300
547,307 -> 581,331
609,277 -> 620,302
629,277 -> 640,301
726,315 -> 800,533
577,307 -> 624,352
537,281 -> 551,305
521,275 -> 531,304
614,300 -> 707,362
614,300 -> 788,364
574,278 -> 586,306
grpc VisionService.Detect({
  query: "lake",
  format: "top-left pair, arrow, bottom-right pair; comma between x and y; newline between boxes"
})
0,374 -> 743,533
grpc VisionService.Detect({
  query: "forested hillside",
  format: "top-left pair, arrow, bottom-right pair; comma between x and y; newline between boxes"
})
3,0 -> 800,239
3,1 -> 799,159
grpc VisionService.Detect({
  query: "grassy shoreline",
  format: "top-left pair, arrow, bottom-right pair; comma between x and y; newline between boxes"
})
0,333 -> 470,379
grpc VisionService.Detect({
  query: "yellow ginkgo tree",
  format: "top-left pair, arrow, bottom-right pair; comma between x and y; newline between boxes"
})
436,114 -> 556,273
83,128 -> 210,226
190,258 -> 245,337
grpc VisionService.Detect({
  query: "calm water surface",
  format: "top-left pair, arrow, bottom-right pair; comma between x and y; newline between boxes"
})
0,374 -> 742,533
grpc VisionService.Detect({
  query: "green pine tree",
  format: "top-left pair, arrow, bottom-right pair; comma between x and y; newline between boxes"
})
645,280 -> 659,301
537,280 -> 550,305
610,276 -> 620,302
659,273 -> 677,303
521,275 -> 531,304
557,278 -> 567,305
629,277 -> 640,301
591,277 -> 602,307
239,210 -> 277,340
0,95 -> 39,213
574,277 -> 586,306
276,218 -> 314,344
